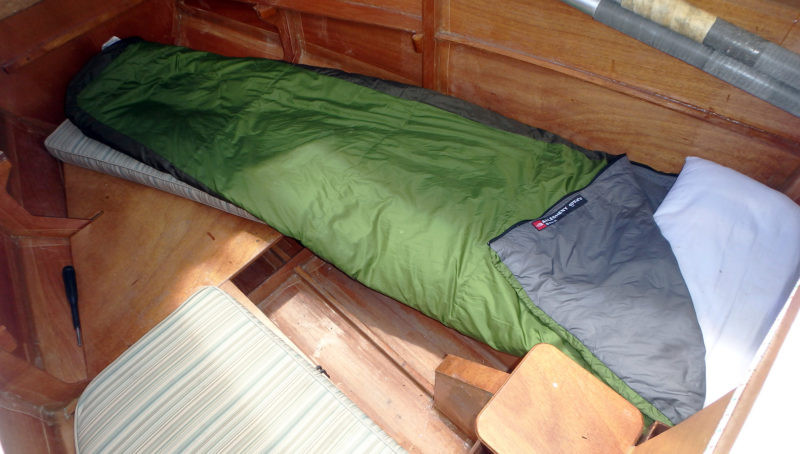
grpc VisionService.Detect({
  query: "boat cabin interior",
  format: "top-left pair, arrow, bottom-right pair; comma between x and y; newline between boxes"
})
1,0 -> 799,452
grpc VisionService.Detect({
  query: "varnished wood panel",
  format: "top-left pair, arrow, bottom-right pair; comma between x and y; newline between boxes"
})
782,16 -> 800,51
0,0 -> 148,70
233,236 -> 303,294
299,14 -> 422,84
1,114 -> 66,218
0,326 -> 18,353
0,157 -> 88,238
439,43 -> 800,186
66,165 -> 281,376
440,0 -> 800,145
434,355 -> 510,439
176,0 -> 284,59
182,0 -> 271,29
0,157 -> 88,382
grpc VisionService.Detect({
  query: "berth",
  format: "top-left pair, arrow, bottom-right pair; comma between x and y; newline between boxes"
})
49,37 -> 796,426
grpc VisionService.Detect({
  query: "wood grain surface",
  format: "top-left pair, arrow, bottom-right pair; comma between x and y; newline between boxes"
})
66,165 -> 281,376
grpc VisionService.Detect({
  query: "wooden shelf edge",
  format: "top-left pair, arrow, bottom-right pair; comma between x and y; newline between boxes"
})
266,0 -> 422,33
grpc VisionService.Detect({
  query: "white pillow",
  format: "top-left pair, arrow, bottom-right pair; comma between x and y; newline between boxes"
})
654,157 -> 800,407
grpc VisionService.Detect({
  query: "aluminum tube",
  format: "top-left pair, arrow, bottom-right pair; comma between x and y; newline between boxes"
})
592,0 -> 800,117
704,19 -> 800,89
559,0 -> 601,16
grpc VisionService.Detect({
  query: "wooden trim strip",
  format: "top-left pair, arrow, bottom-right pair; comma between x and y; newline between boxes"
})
421,0 -> 436,89
264,0 -> 421,33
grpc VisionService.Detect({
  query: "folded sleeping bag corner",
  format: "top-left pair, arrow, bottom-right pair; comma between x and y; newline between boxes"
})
65,37 -> 704,424
490,157 -> 705,422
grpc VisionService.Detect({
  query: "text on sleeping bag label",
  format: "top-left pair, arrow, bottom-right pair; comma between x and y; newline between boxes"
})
532,195 -> 587,230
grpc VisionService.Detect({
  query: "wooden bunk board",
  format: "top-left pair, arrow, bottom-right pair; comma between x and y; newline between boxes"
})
65,164 -> 281,376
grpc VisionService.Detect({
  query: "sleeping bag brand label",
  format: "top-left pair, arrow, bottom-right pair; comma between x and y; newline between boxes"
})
532,194 -> 586,230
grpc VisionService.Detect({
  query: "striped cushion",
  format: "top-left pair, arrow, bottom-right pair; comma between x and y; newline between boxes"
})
45,120 -> 263,223
75,287 -> 404,453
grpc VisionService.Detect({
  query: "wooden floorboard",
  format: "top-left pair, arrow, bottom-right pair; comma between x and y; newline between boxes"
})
249,251 -> 519,453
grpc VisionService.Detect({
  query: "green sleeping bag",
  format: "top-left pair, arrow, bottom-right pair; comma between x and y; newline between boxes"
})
66,38 -> 677,424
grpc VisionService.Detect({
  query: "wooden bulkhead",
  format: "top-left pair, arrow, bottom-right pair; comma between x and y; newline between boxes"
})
1,0 -> 799,452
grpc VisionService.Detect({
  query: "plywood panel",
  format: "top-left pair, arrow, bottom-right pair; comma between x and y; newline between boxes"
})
441,0 -> 800,144
439,44 -> 800,187
66,165 -> 281,376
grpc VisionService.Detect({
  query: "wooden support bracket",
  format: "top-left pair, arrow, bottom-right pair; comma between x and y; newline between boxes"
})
433,354 -> 509,439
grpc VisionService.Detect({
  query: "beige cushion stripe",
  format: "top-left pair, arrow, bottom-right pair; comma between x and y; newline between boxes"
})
74,287 -> 404,453
45,120 -> 263,223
